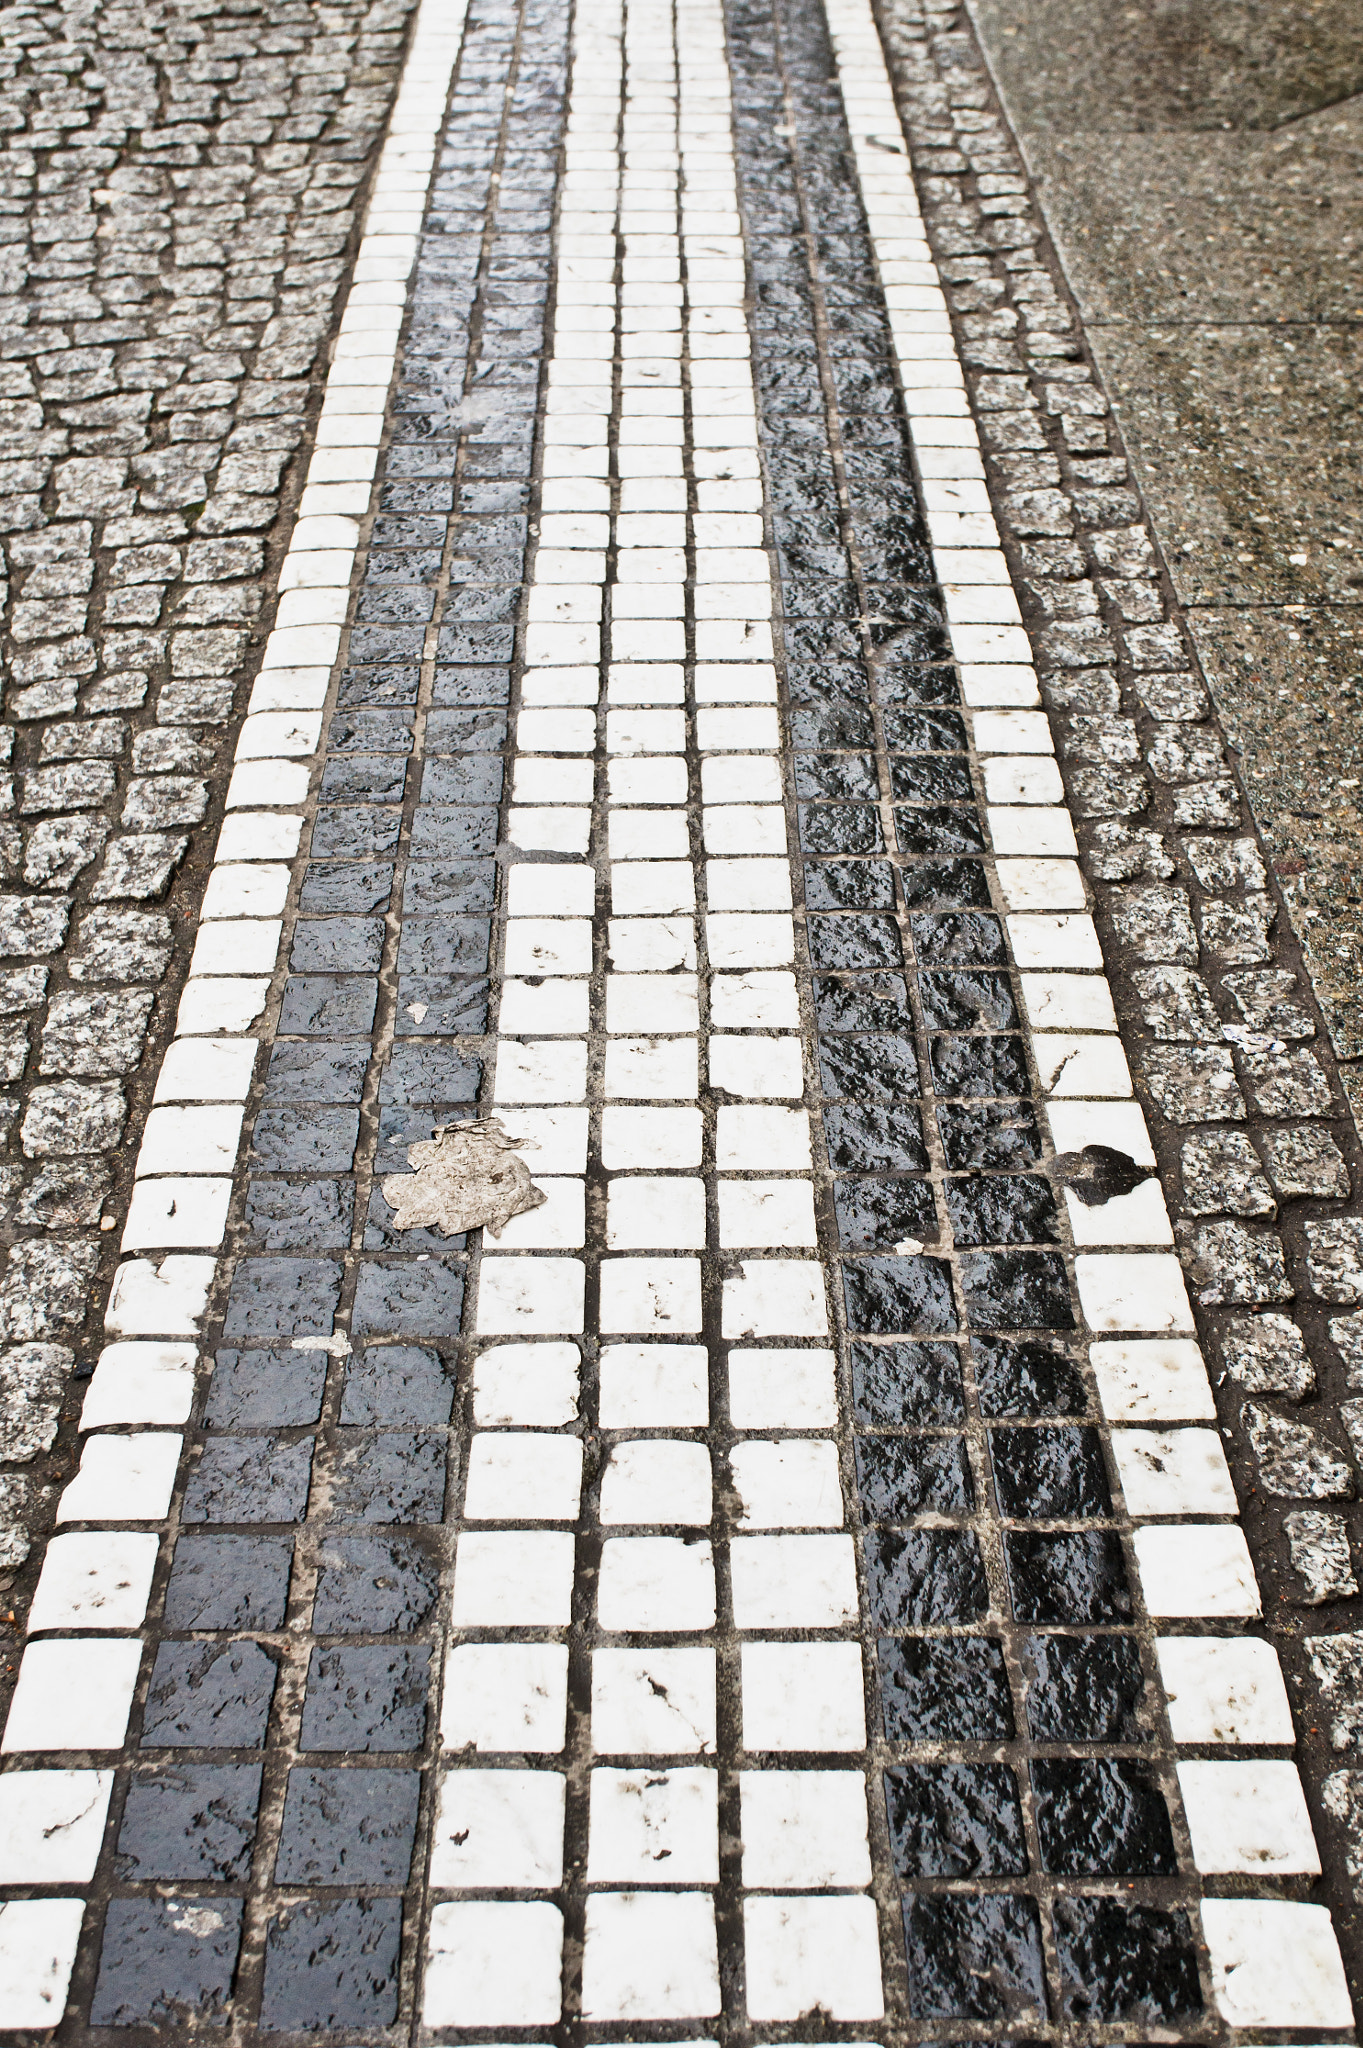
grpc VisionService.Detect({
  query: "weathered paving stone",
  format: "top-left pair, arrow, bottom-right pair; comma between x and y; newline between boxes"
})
115,1766 -> 263,1882
1308,1632 -> 1363,1745
163,1535 -> 294,1633
1032,1759 -> 1176,1875
1219,1313 -> 1317,1399
1023,1634 -> 1147,1741
883,1762 -> 1027,1876
1286,1512 -> 1360,1604
91,1899 -> 244,2028
142,1642 -> 279,1749
260,1900 -> 402,2031
1244,1404 -> 1355,1500
275,1768 -> 420,1883
1180,1129 -> 1275,1218
1176,1219 -> 1294,1304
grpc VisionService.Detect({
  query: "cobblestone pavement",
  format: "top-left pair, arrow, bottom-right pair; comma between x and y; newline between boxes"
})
1,0 -> 1363,2034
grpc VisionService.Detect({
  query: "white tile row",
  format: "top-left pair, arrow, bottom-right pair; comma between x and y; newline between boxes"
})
820,0 -> 1345,2025
0,0 -> 476,2024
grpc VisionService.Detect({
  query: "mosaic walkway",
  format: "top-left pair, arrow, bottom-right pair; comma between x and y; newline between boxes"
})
0,0 -> 1355,2035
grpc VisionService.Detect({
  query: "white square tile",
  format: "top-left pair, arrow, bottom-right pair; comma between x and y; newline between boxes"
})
731,1534 -> 857,1628
694,661 -> 777,702
1089,1339 -> 1215,1422
507,863 -> 595,917
602,1440 -> 713,1525
1022,971 -> 1118,1033
710,970 -> 799,1027
1111,1426 -> 1236,1516
1178,1759 -> 1319,1875
1046,1098 -> 1153,1164
598,1536 -> 716,1630
430,1768 -> 566,1886
608,668 -> 685,709
1074,1253 -> 1194,1334
981,755 -> 1063,805
471,1342 -> 580,1427
609,766 -> 689,816
705,857 -> 791,911
728,1348 -> 838,1428
26,1531 -> 159,1632
988,803 -> 1077,854
0,1899 -> 86,2031
606,973 -> 699,1033
610,809 -> 690,858
717,1179 -> 816,1248
740,1770 -> 871,1887
2,1638 -> 141,1753
424,1901 -> 563,2026
507,806 -> 593,854
605,1035 -> 698,1099
1031,1032 -> 1132,1097
600,1344 -> 710,1427
1155,1636 -> 1293,1745
495,1177 -> 586,1250
994,857 -> 1085,911
601,1256 -> 703,1334
706,911 -> 794,968
1007,910 -> 1102,969
583,1893 -> 719,2021
722,1259 -> 827,1338
701,756 -> 781,803
451,1531 -> 576,1627
494,1039 -> 589,1104
1201,1900 -> 1352,2027
588,1767 -> 718,1882
702,803 -> 786,854
0,1770 -> 112,1883
514,757 -> 596,805
477,1256 -> 586,1335
696,706 -> 779,750
503,917 -> 594,976
591,1647 -> 716,1754
603,1105 -> 702,1168
611,860 -> 696,915
731,1441 -> 843,1527
497,979 -> 591,1035
462,1433 -> 584,1522
1133,1524 -> 1260,1618
607,1177 -> 706,1249
519,665 -> 600,706
743,1897 -> 883,2021
492,1108 -> 590,1175
715,1105 -> 810,1170
608,915 -> 697,971
709,1035 -> 803,1099
56,1432 -> 180,1524
441,1643 -> 569,1755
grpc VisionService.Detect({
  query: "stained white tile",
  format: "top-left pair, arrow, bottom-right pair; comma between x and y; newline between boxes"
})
1201,1900 -> 1352,2027
1089,1339 -> 1215,1422
430,1768 -> 565,1886
587,1767 -> 719,1882
607,914 -> 697,971
2,1638 -> 142,1753
495,1177 -> 586,1250
56,1432 -> 181,1524
503,917 -> 594,976
731,1440 -> 842,1527
80,1342 -> 196,1429
591,1647 -> 717,1754
600,1256 -> 703,1333
1155,1636 -> 1293,1745
701,803 -> 786,854
705,911 -> 794,967
704,856 -> 791,910
743,1897 -> 884,2022
471,1342 -> 580,1427
1031,1032 -> 1131,1097
1047,1098 -> 1153,1163
601,1440 -> 713,1525
1133,1524 -> 1260,1618
440,1643 -> 569,1755
491,1108 -> 590,1175
493,1040 -> 589,1104
609,808 -> 690,858
499,979 -> 591,1034
606,1176 -> 706,1249
740,1770 -> 871,1887
599,1344 -> 710,1428
476,1256 -> 586,1335
606,972 -> 699,1032
1021,972 -> 1118,1034
731,1534 -> 857,1627
26,1531 -> 159,1632
1073,1252 -> 1194,1334
710,969 -> 799,1027
1111,1427 -> 1237,1516
604,1034 -> 698,1098
717,1179 -> 816,1248
715,1105 -> 810,1170
507,863 -> 596,917
451,1531 -> 576,1627
582,1892 -> 720,2021
722,1259 -> 827,1338
602,1105 -> 703,1168
1178,1759 -> 1319,1875
708,1034 -> 802,1097
598,1536 -> 716,1630
0,1899 -> 86,2031
611,859 -> 696,915
462,1433 -> 584,1522
424,1902 -> 564,2026
0,1771 -> 113,1883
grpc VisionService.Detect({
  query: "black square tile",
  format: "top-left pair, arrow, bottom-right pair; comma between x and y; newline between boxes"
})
245,1179 -> 353,1253
301,1647 -> 431,1753
275,1768 -> 420,1884
823,1104 -> 927,1171
1053,1899 -> 1201,2023
115,1766 -> 262,1881
928,1035 -> 1030,1098
790,703 -> 875,747
393,974 -> 490,1035
833,1176 -> 937,1250
884,1763 -> 1026,1877
379,1044 -> 482,1105
807,913 -> 903,970
91,1898 -> 243,2026
946,1175 -> 1060,1247
876,1636 -> 1013,1742
182,1436 -> 313,1525
855,1435 -> 973,1519
798,802 -> 884,854
893,805 -> 986,854
205,1349 -> 327,1428
814,974 -> 908,1031
222,1257 -> 342,1343
818,1033 -> 918,1100
959,1251 -> 1075,1330
1033,1760 -> 1175,1875
936,1102 -> 1041,1170
918,968 -> 1018,1030
794,752 -> 879,800
911,911 -> 1005,964
163,1534 -> 293,1632
351,1257 -> 465,1337
897,857 -> 990,908
1025,1635 -> 1148,1742
264,1043 -> 369,1103
803,859 -> 895,910
250,1106 -> 361,1173
1005,1531 -> 1132,1623
299,862 -> 395,914
327,1432 -> 447,1523
990,1427 -> 1111,1519
141,1642 -> 278,1749
340,1346 -> 454,1424
902,1894 -> 1046,2021
883,707 -> 967,751
974,1337 -> 1088,1416
865,1528 -> 989,1626
889,756 -> 974,804
312,1533 -> 441,1634
260,1900 -> 402,2031
844,1255 -> 957,1335
851,1340 -> 965,1424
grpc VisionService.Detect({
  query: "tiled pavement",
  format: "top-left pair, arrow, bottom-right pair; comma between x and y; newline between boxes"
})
0,0 -> 1358,2034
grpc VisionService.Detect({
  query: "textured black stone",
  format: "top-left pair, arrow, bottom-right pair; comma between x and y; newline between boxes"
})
408,805 -> 500,857
182,1436 -> 313,1525
393,974 -> 490,1034
351,1258 -> 465,1336
340,1346 -> 454,1424
935,1101 -> 1042,1169
260,1900 -> 402,2031
865,1528 -> 989,1626
928,1034 -> 1030,1098
264,1042 -> 369,1103
832,1176 -> 937,1250
337,665 -> 421,708
814,974 -> 908,1031
898,857 -> 991,909
911,911 -> 1006,964
990,1427 -> 1112,1519
790,703 -> 874,747
1025,1635 -> 1148,1743
946,1175 -> 1060,1247
290,916 -> 384,974
959,1251 -> 1074,1329
396,915 -> 491,974
312,1533 -> 441,1634
310,808 -> 403,859
245,1178 -> 354,1252
163,1534 -> 293,1632
432,664 -> 511,705
421,755 -> 504,805
277,974 -> 378,1037
1053,1899 -> 1202,2023
328,1432 -> 448,1523
823,1104 -> 928,1170
299,862 -> 395,914
402,859 -> 496,917
250,1106 -> 360,1173
426,708 -> 508,750
884,1763 -> 1027,1878
807,913 -> 903,970
141,1641 -> 278,1748
301,1646 -> 432,1753
379,1044 -> 482,1104
1033,1759 -> 1175,1875
851,1340 -> 965,1424
222,1258 -> 342,1342
855,1434 -> 973,1518
206,1349 -> 327,1427
877,1636 -> 1014,1742
902,1894 -> 1046,2021
893,805 -> 987,854
845,1255 -> 957,1334
91,1899 -> 243,2027
974,1337 -> 1088,1416
803,859 -> 895,910
115,1766 -> 262,1881
798,802 -> 883,854
319,755 -> 408,804
888,756 -> 974,804
275,1768 -> 420,1883
883,707 -> 967,751
818,1033 -> 918,1100
1005,1531 -> 1132,1623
